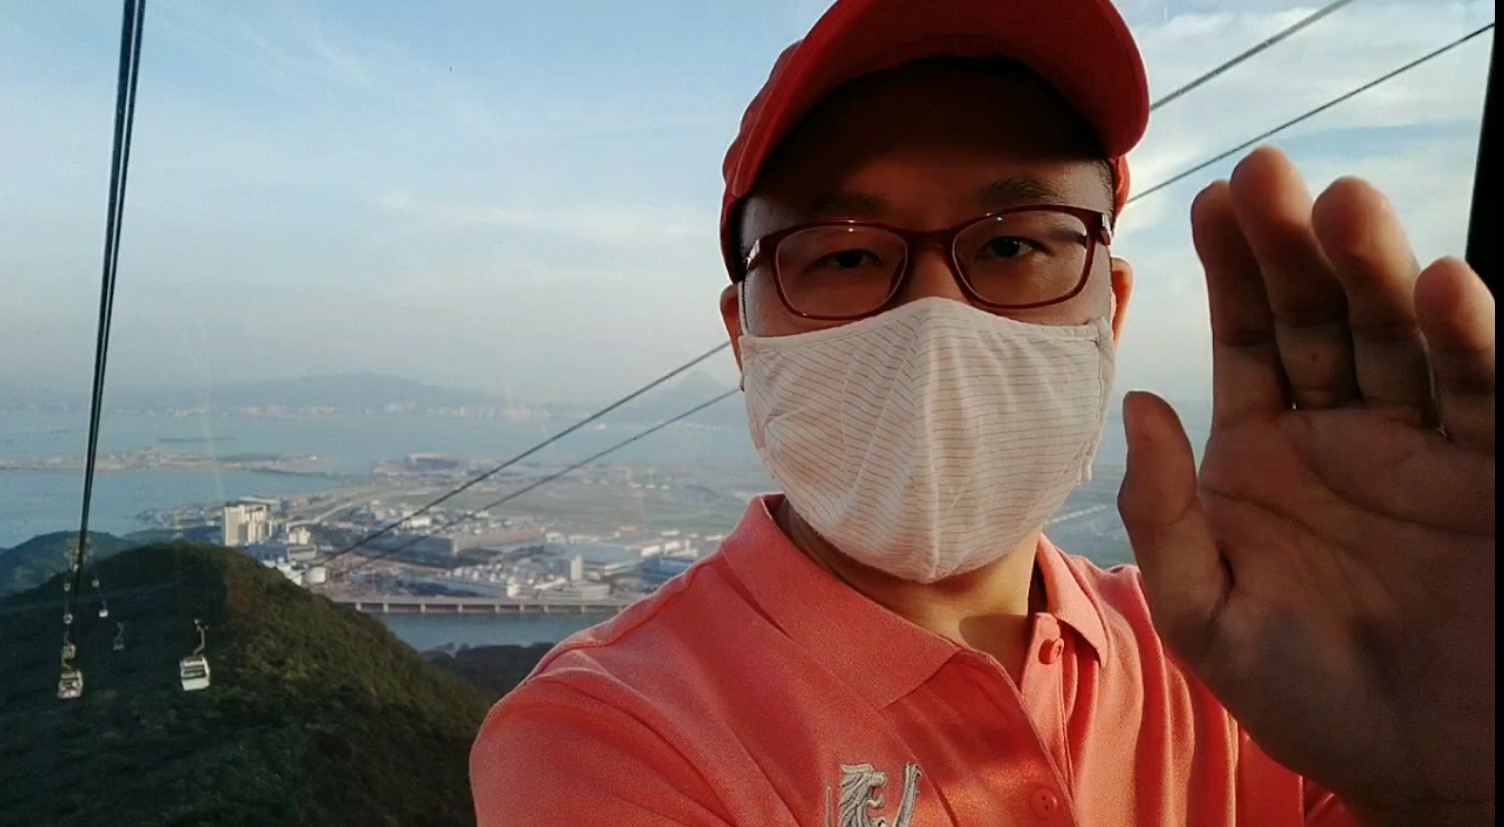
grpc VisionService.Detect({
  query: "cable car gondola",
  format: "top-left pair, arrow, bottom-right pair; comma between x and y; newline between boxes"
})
57,669 -> 84,701
57,647 -> 83,701
179,657 -> 210,692
180,619 -> 211,692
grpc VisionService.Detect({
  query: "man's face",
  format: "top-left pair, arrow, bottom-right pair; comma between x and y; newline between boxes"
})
722,61 -> 1132,345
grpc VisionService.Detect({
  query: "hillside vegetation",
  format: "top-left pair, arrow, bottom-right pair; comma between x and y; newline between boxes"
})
0,531 -> 135,596
0,543 -> 497,827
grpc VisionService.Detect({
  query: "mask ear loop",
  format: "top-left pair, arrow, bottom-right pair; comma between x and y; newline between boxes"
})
1080,311 -> 1119,486
737,284 -> 752,392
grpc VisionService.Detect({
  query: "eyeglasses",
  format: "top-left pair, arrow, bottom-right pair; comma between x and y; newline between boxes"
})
741,205 -> 1112,322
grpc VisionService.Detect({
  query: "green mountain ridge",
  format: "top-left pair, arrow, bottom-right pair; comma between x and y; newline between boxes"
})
0,543 -> 498,826
0,531 -> 136,596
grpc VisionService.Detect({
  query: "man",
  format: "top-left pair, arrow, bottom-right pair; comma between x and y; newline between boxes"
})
471,1 -> 1495,824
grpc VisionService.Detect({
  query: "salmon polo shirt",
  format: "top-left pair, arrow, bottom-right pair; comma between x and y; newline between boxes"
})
471,495 -> 1358,826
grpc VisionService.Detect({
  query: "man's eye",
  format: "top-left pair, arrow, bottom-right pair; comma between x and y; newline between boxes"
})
814,249 -> 883,269
978,236 -> 1039,260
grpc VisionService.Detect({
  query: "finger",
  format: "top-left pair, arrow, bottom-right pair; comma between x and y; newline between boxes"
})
1414,257 -> 1495,449
1117,391 -> 1229,667
1192,181 -> 1289,425
1312,177 -> 1433,422
1229,147 -> 1357,410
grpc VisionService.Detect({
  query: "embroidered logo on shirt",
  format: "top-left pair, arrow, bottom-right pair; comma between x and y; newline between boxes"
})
825,761 -> 922,827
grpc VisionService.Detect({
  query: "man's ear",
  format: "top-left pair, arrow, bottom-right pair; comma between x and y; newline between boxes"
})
720,283 -> 745,372
1109,257 -> 1133,343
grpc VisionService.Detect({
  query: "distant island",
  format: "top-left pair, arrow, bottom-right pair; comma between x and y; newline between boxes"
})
0,370 -> 747,427
109,372 -> 510,412
0,447 -> 332,475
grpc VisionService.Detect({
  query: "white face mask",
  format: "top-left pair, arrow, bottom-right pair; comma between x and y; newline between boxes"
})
740,297 -> 1115,583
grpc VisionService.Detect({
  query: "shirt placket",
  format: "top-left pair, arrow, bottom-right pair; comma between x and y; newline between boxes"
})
1017,613 -> 1074,822
940,614 -> 1078,826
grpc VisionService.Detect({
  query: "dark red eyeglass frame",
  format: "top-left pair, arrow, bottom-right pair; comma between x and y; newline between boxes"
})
739,204 -> 1114,322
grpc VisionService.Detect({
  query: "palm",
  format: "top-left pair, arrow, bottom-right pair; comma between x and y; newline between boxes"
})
1118,148 -> 1495,823
1202,411 -> 1492,791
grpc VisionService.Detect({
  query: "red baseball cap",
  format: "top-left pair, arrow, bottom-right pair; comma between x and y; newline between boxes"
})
720,0 -> 1150,279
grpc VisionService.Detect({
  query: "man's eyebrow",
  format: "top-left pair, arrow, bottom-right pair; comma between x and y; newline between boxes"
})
795,177 -> 1070,221
802,191 -> 892,220
975,176 -> 1069,209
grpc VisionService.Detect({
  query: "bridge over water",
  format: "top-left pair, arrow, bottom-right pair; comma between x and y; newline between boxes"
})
333,595 -> 632,615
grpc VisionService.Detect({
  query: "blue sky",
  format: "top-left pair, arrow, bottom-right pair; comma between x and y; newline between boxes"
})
0,0 -> 1493,406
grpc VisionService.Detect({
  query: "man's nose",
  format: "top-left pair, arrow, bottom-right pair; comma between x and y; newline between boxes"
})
893,244 -> 969,306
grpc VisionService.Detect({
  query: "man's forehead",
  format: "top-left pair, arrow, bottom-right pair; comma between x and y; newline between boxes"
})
800,176 -> 1079,221
745,158 -> 1113,237
743,60 -> 1113,226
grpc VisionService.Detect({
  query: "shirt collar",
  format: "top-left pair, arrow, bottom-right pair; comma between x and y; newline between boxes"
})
1034,533 -> 1113,665
719,495 -> 1111,710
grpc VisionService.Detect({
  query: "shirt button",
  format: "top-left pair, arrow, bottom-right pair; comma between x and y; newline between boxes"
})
1030,787 -> 1061,817
1039,638 -> 1064,665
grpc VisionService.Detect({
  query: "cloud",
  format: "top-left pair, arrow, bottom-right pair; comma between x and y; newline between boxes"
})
1129,1 -> 1491,185
1097,0 -> 1492,401
1106,2 -> 1489,245
150,0 -> 402,95
0,0 -> 1492,403
371,189 -> 708,259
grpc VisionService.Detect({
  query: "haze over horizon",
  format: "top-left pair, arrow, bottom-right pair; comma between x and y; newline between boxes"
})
0,367 -> 738,407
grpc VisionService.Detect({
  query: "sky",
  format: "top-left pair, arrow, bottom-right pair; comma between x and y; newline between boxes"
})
0,0 -> 1493,408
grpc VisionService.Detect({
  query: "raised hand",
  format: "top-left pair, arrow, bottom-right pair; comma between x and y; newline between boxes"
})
1117,147 -> 1495,826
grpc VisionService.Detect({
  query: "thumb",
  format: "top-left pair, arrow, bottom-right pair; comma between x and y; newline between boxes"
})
1117,391 -> 1228,664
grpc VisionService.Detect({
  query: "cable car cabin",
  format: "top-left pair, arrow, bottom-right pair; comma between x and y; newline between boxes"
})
180,655 -> 210,692
57,669 -> 83,700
